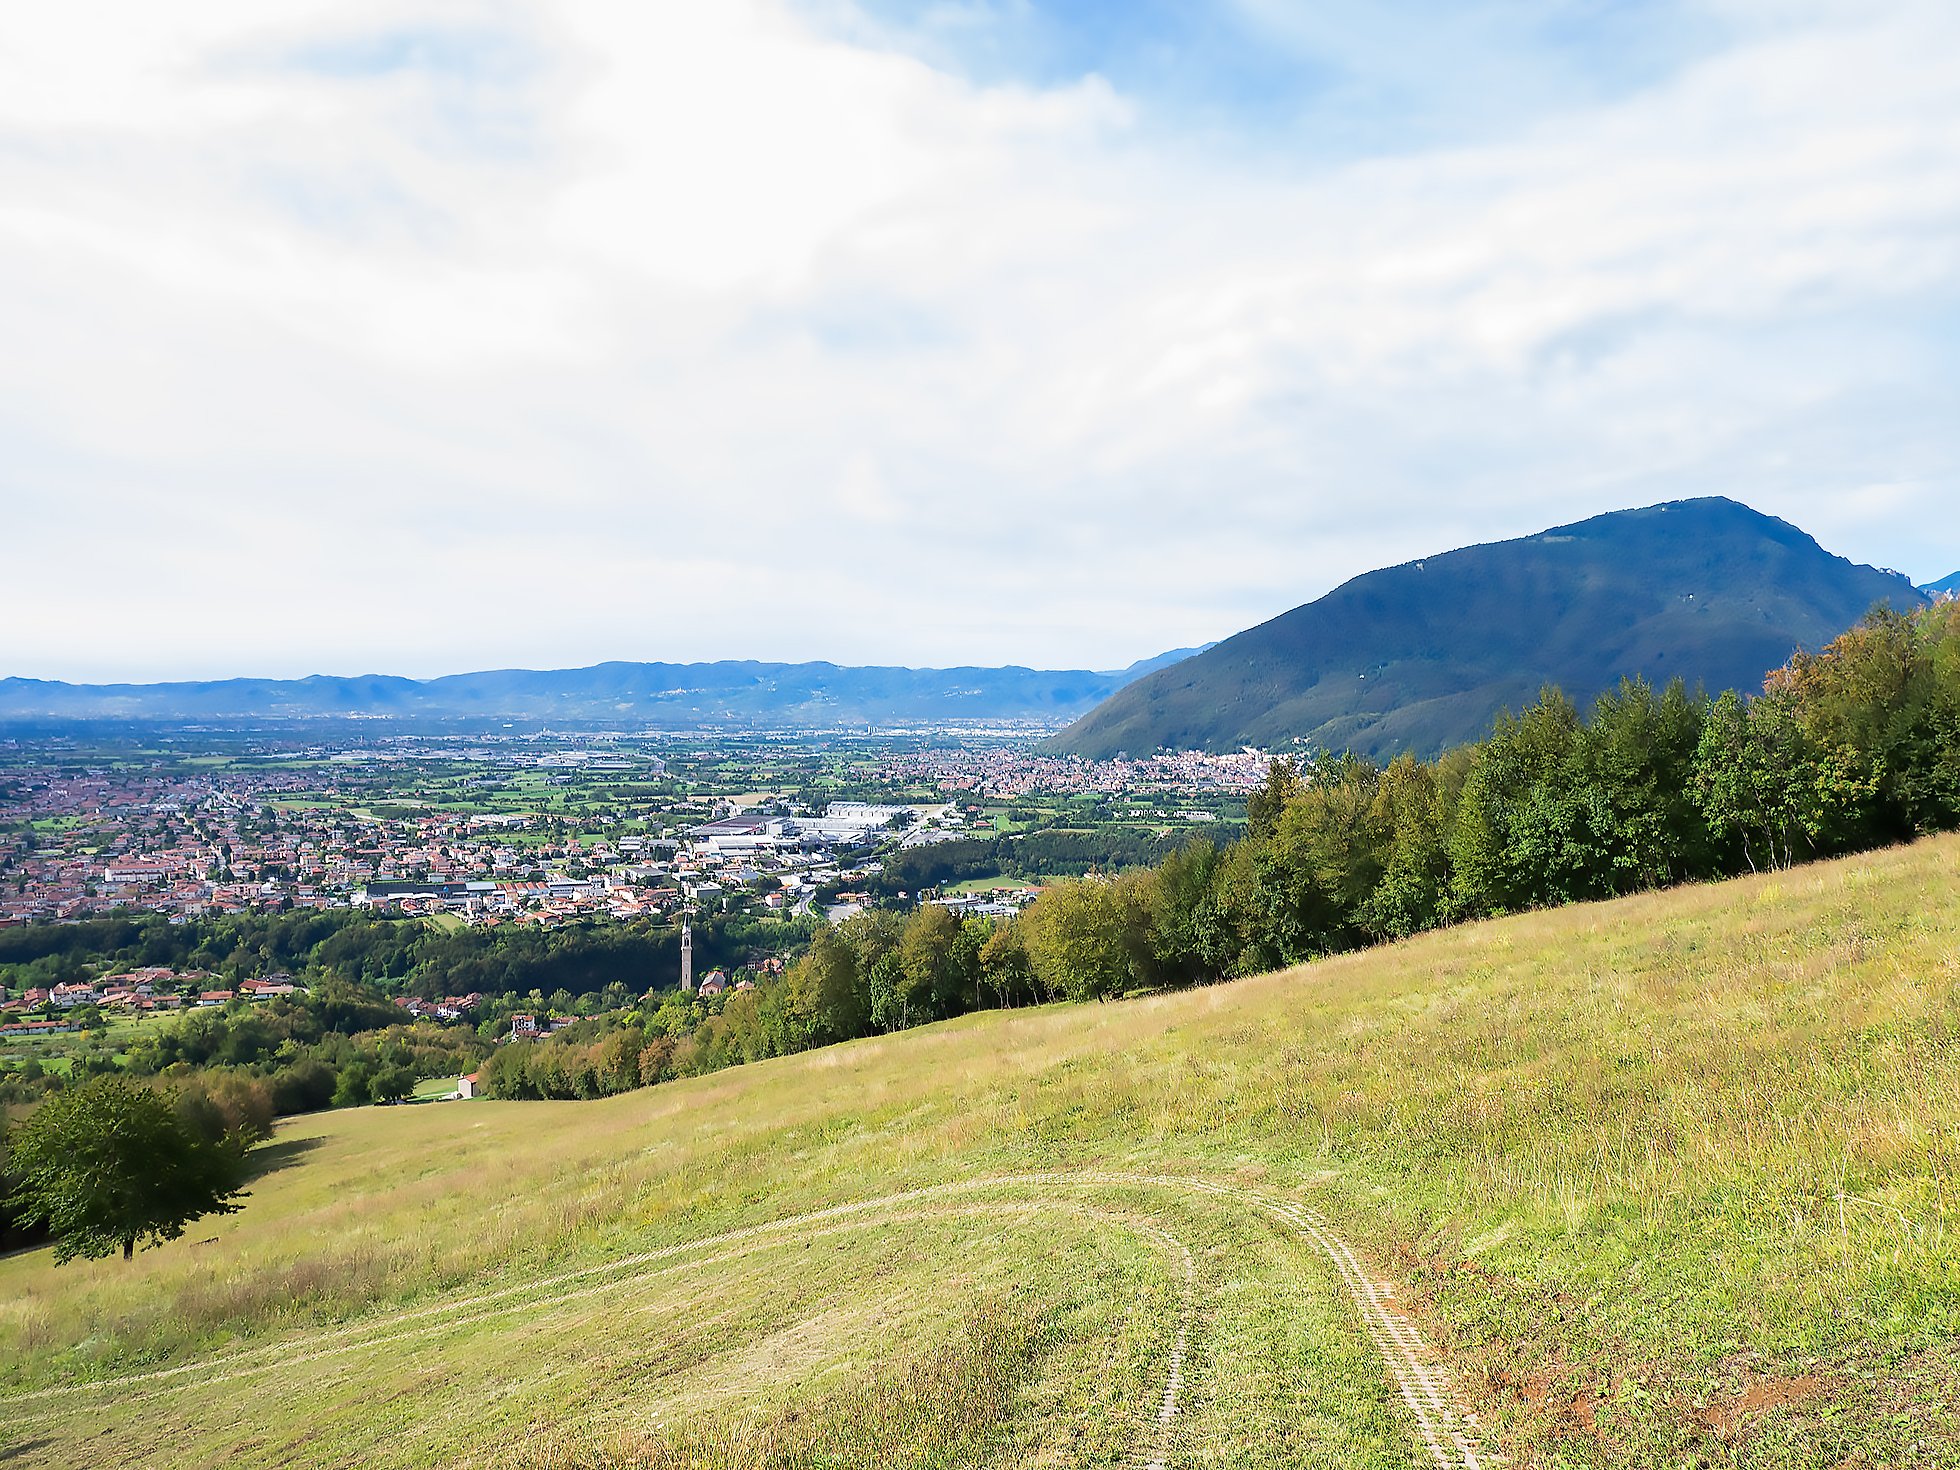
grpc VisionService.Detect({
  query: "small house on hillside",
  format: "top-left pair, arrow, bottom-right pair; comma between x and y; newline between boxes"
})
698,970 -> 728,996
458,1072 -> 481,1100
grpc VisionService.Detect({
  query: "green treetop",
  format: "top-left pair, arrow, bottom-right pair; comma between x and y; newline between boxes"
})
5,1076 -> 251,1263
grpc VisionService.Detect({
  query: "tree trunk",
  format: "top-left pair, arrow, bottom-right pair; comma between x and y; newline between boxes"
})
122,1237 -> 134,1261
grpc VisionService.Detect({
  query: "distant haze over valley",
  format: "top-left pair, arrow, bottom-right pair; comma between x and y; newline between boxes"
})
0,649 -> 1209,729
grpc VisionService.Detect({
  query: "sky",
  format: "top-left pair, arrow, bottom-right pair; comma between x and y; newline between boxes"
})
2,0 -> 1956,682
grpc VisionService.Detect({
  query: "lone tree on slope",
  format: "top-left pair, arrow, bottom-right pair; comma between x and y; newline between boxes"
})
4,1076 -> 251,1262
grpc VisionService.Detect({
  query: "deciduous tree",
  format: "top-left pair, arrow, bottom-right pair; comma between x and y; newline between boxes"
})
5,1077 -> 250,1263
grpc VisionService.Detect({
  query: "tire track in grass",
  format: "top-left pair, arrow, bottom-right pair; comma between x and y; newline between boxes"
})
1096,1173 -> 1495,1470
1119,1217 -> 1194,1470
0,1171 -> 1492,1468
0,1183 -> 1031,1406
1,1197 -> 1199,1470
1258,1193 -> 1493,1470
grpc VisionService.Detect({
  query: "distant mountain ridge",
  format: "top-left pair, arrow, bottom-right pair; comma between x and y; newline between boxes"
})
0,652 -> 1206,726
1046,497 -> 1925,761
1923,572 -> 1960,599
1110,645 -> 1214,681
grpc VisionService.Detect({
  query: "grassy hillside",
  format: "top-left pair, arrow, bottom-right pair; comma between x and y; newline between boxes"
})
4,837 -> 1960,1467
1049,497 -> 1925,759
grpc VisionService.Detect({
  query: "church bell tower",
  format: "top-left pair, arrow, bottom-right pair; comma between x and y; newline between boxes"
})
679,911 -> 694,994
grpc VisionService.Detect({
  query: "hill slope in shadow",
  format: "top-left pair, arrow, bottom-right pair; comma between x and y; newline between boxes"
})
1048,497 -> 1922,760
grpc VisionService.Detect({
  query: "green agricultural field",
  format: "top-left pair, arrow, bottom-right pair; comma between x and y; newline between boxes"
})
4,838 -> 1959,1467
941,875 -> 1045,897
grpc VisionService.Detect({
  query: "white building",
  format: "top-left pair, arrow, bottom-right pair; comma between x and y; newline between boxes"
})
826,802 -> 912,826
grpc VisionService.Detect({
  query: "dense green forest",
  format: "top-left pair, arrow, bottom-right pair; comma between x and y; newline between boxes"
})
0,909 -> 816,999
484,603 -> 1960,1100
0,980 -> 488,1108
870,825 -> 1214,894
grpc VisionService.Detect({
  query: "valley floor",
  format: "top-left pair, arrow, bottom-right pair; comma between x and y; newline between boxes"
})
4,836 -> 1959,1467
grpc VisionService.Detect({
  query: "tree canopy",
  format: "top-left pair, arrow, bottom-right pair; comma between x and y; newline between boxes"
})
4,1077 -> 252,1262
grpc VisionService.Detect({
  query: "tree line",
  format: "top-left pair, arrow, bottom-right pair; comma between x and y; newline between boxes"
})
483,603 -> 1960,1099
0,907 -> 811,999
121,983 -> 491,1112
869,825 -> 1224,895
0,977 -> 493,1115
477,903 -> 1041,1100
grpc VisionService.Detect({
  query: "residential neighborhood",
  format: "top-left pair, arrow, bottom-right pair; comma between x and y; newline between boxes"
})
0,732 -> 1257,932
1,968 -> 305,1018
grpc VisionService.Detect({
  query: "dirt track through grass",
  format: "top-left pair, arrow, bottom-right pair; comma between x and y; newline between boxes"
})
0,1170 -> 1484,1469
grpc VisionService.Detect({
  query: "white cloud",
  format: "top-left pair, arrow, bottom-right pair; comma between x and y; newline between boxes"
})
1,0 -> 1957,682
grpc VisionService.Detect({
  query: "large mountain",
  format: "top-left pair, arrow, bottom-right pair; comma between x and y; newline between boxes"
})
1047,498 -> 1924,761
1923,572 -> 1960,599
0,653 -> 1202,726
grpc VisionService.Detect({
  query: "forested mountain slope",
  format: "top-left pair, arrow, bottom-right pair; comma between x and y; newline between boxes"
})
1048,497 -> 1922,759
